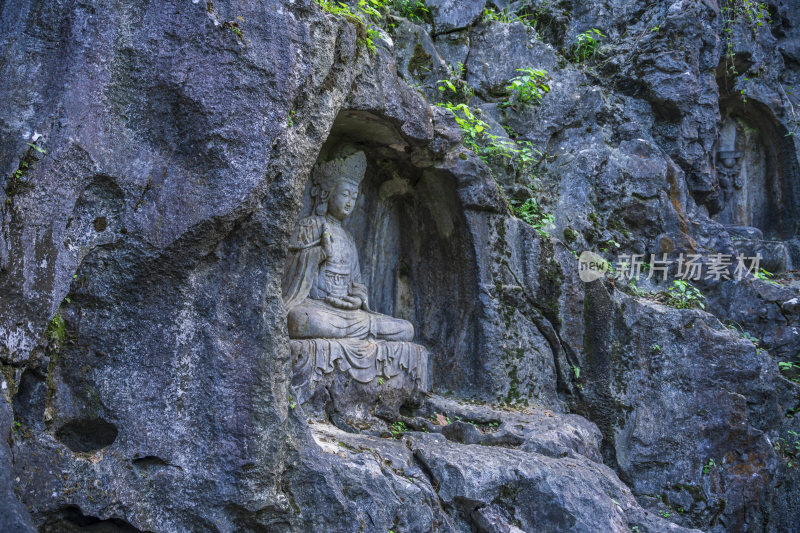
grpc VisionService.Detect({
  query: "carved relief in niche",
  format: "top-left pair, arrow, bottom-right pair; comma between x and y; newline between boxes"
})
709,102 -> 800,272
282,146 -> 428,407
713,115 -> 771,232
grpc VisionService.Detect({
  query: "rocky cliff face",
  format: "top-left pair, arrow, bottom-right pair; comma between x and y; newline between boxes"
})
1,0 -> 799,531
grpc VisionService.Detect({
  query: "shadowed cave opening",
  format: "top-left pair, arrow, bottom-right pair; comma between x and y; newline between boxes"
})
291,110 -> 482,394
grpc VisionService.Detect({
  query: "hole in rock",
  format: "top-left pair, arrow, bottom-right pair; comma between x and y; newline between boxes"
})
399,401 -> 423,417
55,418 -> 118,453
12,370 -> 47,429
66,173 -> 124,250
285,109 -> 482,395
132,455 -> 169,468
41,505 -> 151,533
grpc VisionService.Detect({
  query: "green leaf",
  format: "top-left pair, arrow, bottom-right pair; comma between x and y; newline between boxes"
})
26,143 -> 46,154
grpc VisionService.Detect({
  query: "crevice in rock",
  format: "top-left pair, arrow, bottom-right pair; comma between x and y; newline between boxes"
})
471,503 -> 522,533
410,446 -> 447,509
131,455 -> 176,470
40,505 -> 151,533
440,419 -> 524,447
279,467 -> 301,515
498,260 -> 579,400
12,369 -> 47,431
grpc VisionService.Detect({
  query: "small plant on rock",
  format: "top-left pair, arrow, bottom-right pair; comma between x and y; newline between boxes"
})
599,239 -> 620,253
741,330 -> 760,348
436,102 -> 489,151
773,430 -> 800,467
720,0 -> 770,75
436,62 -> 474,104
313,0 -> 386,56
391,0 -> 428,22
390,421 -> 408,439
511,197 -> 554,238
476,136 -> 545,185
482,6 -> 528,25
661,280 -> 706,310
504,68 -> 550,107
435,103 -> 546,193
46,313 -> 67,348
221,18 -> 244,38
572,28 -> 606,62
625,279 -> 650,299
778,361 -> 800,383
5,142 -> 46,201
755,267 -> 779,285
727,322 -> 761,352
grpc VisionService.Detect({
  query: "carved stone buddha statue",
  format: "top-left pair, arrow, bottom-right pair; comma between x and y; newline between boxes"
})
282,148 -> 427,396
713,115 -> 788,272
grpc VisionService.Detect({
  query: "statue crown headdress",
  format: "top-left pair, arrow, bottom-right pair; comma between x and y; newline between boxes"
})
312,150 -> 367,191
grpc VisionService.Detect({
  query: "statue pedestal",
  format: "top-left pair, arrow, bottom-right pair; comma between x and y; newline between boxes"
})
725,224 -> 789,273
290,339 -> 429,416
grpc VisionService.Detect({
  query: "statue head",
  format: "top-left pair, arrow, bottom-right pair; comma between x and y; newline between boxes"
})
311,148 -> 367,218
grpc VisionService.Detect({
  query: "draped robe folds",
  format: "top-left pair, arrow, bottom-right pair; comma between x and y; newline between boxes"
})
282,215 -> 428,390
281,216 -> 328,313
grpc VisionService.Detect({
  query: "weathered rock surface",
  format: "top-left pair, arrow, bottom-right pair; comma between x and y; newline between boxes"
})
0,393 -> 35,530
466,21 -> 558,97
300,396 -> 699,533
409,431 -> 688,533
427,0 -> 486,36
1,0 -> 800,531
580,284 -> 799,531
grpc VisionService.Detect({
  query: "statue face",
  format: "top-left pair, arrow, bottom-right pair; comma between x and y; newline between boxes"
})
327,180 -> 359,220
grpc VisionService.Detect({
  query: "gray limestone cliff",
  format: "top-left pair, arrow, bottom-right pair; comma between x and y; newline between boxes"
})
1,0 -> 799,531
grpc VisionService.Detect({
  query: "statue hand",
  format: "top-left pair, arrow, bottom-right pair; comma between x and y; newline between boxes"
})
350,284 -> 369,311
325,295 -> 361,310
350,283 -> 368,301
343,295 -> 363,309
